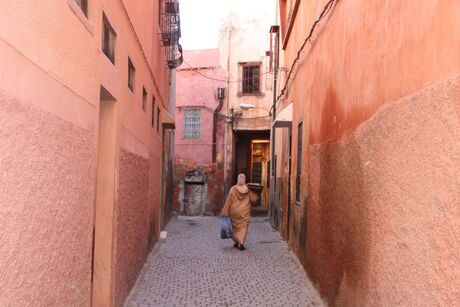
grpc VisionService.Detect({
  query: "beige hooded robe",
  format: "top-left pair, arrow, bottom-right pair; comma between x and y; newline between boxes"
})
221,184 -> 258,245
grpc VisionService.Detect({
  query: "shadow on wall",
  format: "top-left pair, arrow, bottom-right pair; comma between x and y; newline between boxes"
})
308,85 -> 371,306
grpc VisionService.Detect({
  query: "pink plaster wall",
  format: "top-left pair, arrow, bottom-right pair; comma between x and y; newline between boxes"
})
0,95 -> 95,306
281,0 -> 460,305
114,150 -> 150,307
0,0 -> 170,306
175,49 -> 226,163
174,49 -> 227,214
94,1 -> 169,305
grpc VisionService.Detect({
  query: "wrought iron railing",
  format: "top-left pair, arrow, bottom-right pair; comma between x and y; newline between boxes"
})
160,0 -> 183,69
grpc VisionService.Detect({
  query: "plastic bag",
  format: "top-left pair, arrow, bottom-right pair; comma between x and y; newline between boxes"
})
220,217 -> 233,239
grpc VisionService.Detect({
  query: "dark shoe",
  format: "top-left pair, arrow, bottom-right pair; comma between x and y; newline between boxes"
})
233,243 -> 239,248
238,244 -> 245,251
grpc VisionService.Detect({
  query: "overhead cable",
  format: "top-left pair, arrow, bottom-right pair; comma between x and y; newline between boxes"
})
276,0 -> 337,103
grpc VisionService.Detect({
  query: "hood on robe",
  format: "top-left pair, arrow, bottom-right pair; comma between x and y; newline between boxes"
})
234,184 -> 249,200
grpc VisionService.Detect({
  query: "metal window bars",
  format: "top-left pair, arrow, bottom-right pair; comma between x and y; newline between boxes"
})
184,110 -> 201,139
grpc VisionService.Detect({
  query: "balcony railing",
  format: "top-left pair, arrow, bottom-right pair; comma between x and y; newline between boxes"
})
160,0 -> 183,69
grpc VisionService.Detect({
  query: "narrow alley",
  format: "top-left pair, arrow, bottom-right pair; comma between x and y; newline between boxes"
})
1,0 -> 459,306
126,217 -> 323,307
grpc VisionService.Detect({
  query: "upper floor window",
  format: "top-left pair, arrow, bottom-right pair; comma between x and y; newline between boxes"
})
102,14 -> 116,63
241,63 -> 261,95
142,87 -> 147,111
128,58 -> 135,92
74,0 -> 88,17
184,109 -> 200,139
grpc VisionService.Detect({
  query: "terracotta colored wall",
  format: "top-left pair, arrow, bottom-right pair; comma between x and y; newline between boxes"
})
307,78 -> 460,306
94,1 -> 169,306
280,0 -> 460,306
0,0 -> 170,306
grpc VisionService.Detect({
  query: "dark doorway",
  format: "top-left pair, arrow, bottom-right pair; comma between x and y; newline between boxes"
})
234,130 -> 270,215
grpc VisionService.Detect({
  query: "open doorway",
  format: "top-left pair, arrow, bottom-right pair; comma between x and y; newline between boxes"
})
234,130 -> 270,213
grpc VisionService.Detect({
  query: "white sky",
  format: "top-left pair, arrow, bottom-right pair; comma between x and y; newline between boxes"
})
180,0 -> 277,50
180,0 -> 228,50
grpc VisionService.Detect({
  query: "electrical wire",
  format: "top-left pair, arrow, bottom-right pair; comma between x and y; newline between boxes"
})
275,0 -> 336,103
177,1 -> 336,114
176,105 -> 271,120
182,59 -> 272,83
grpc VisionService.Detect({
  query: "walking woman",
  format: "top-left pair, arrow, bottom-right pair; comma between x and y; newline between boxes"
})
221,174 -> 259,250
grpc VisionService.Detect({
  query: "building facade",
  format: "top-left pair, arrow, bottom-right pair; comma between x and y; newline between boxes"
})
274,0 -> 460,306
0,0 -> 179,306
174,0 -> 277,215
219,0 -> 277,209
174,49 -> 227,215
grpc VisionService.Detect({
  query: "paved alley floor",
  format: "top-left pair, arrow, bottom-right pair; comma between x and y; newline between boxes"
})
125,217 -> 324,307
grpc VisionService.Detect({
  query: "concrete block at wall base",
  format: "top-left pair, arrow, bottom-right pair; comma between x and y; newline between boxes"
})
159,231 -> 167,242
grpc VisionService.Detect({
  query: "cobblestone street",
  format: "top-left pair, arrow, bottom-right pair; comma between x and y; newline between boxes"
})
125,217 -> 324,307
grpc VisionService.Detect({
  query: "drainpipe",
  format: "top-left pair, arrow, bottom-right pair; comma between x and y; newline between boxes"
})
223,22 -> 232,197
270,26 -> 280,179
269,25 -> 280,226
213,89 -> 225,162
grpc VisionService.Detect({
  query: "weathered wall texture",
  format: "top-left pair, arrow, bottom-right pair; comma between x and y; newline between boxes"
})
0,0 -> 170,306
217,0 -> 276,195
114,150 -> 150,306
148,149 -> 162,250
278,0 -> 460,306
174,49 -> 227,215
174,159 -> 226,215
0,95 -> 95,306
306,77 -> 460,306
218,0 -> 276,131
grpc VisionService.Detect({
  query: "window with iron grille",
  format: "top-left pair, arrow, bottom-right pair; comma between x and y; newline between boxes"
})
184,109 -> 201,139
296,121 -> 303,204
102,14 -> 116,63
128,58 -> 135,92
74,0 -> 88,17
241,63 -> 261,95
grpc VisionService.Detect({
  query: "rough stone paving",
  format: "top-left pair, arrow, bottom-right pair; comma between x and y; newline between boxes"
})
125,216 -> 324,307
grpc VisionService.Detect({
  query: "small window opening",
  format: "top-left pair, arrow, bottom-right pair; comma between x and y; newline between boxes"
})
128,58 -> 135,92
184,109 -> 201,139
75,0 -> 88,17
102,14 -> 116,63
242,63 -> 261,95
142,87 -> 147,111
